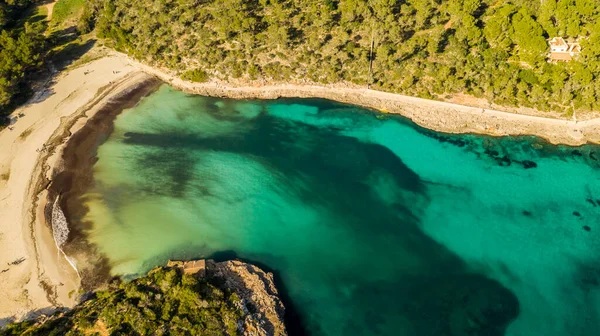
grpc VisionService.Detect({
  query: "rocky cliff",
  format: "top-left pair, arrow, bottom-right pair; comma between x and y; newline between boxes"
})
209,260 -> 287,336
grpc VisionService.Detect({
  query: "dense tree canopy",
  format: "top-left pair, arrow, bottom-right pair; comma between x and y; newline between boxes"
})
0,0 -> 46,116
0,0 -> 30,28
3,1 -> 600,116
87,0 -> 600,115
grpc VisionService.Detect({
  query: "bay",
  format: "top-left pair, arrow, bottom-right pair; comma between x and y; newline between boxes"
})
74,85 -> 600,336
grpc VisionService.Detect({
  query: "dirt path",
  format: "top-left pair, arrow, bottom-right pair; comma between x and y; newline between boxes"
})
45,1 -> 56,21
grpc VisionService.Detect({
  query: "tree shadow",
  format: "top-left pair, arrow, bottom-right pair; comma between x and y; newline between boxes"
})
50,38 -> 97,72
0,306 -> 69,328
0,315 -> 16,328
49,26 -> 80,49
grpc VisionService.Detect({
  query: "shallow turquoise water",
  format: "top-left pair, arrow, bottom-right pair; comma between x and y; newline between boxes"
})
77,85 -> 600,335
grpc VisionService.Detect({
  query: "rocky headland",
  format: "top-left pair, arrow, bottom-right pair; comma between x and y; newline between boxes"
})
0,259 -> 287,336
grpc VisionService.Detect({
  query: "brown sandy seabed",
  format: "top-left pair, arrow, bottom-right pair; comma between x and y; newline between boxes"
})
2,50 -> 600,325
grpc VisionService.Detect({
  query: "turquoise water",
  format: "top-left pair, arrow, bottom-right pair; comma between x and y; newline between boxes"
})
77,85 -> 600,335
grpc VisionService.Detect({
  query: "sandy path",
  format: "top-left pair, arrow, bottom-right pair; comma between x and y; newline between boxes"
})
0,55 -> 143,325
45,1 -> 56,21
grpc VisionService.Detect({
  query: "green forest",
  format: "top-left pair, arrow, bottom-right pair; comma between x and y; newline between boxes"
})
2,1 -> 600,118
0,0 -> 46,114
1,267 -> 245,335
86,0 -> 600,115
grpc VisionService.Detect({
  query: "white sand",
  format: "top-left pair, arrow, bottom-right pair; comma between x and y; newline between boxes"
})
0,55 -> 143,325
1,49 -> 599,325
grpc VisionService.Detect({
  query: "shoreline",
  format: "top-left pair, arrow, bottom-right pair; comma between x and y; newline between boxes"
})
0,53 -> 155,325
121,52 -> 600,147
1,49 -> 600,325
49,75 -> 162,290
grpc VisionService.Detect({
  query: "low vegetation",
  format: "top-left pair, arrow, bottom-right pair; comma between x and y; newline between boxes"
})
182,69 -> 210,83
50,0 -> 84,27
0,267 -> 245,335
82,0 -> 600,115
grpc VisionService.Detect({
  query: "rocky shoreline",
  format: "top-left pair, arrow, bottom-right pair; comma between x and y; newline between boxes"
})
170,259 -> 288,336
123,52 -> 600,146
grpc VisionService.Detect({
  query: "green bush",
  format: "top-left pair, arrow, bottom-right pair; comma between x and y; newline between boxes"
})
51,0 -> 85,26
181,69 -> 210,83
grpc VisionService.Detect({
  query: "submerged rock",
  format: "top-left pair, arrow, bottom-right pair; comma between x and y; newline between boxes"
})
521,160 -> 537,169
496,156 -> 512,167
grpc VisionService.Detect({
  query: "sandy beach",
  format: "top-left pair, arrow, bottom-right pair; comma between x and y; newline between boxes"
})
0,54 -> 152,325
0,48 -> 599,326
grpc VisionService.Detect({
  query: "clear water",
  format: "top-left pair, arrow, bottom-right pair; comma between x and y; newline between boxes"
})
78,85 -> 600,336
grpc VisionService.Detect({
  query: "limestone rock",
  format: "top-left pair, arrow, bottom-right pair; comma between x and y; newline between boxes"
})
208,260 -> 287,336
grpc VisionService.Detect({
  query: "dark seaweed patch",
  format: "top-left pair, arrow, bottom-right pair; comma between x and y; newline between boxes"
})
521,160 -> 537,169
496,156 -> 512,167
415,128 -> 474,148
485,149 -> 500,157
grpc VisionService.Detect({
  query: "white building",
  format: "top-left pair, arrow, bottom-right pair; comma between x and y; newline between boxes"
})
548,37 -> 581,62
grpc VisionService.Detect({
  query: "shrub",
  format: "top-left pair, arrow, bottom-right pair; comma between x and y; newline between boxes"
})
181,69 -> 210,83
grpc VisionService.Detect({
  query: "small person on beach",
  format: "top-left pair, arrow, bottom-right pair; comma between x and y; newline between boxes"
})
7,257 -> 25,266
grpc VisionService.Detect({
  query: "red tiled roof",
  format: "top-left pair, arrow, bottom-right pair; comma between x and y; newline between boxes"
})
549,52 -> 572,61
550,37 -> 568,47
570,44 -> 581,53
